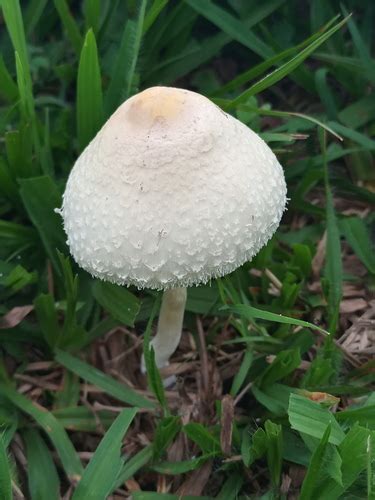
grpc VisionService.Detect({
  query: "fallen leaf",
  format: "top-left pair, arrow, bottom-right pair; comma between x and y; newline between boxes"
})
0,305 -> 34,329
125,478 -> 141,492
220,394 -> 234,456
177,460 -> 212,496
340,298 -> 367,314
311,231 -> 326,278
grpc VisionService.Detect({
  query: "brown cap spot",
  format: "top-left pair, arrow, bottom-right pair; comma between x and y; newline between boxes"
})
127,87 -> 186,126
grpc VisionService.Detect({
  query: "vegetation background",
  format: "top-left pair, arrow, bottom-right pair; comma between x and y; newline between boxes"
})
0,0 -> 374,498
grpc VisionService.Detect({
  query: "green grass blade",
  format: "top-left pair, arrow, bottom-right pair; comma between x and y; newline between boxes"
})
367,431 -> 374,499
77,28 -> 103,150
57,252 -> 88,349
288,393 -> 345,445
72,408 -> 137,500
15,51 -> 39,162
24,0 -> 48,36
52,407 -> 115,432
152,416 -> 181,460
265,420 -> 283,487
183,423 -> 220,454
92,281 -> 140,327
313,52 -> 375,82
0,220 -> 37,252
149,0 -> 299,85
339,217 -> 375,274
53,0 -> 83,56
19,175 -> 67,273
0,159 -> 19,204
55,349 -> 155,409
300,425 -> 332,500
0,435 -> 12,500
143,0 -> 168,34
341,425 -> 374,495
0,263 -> 37,299
144,2 -> 197,53
151,455 -> 212,475
186,0 -> 274,58
1,384 -> 83,481
216,473 -> 244,500
85,316 -> 119,345
149,32 -> 228,85
212,15 -> 340,97
327,121 -> 375,149
83,0 -> 100,35
105,0 -> 146,115
223,304 -> 329,336
1,0 -> 30,79
213,46 -> 306,98
320,129 -> 342,333
34,293 -> 61,349
338,96 -> 375,129
5,128 -> 32,179
315,67 -> 338,120
227,15 -> 351,108
23,429 -> 60,500
315,424 -> 375,498
342,5 -> 375,80
230,348 -> 253,396
0,56 -> 18,102
114,445 -> 153,489
2,0 -> 39,155
143,295 -> 168,414
335,405 -> 375,426
132,493 -> 211,500
232,104 -> 342,141
260,349 -> 301,388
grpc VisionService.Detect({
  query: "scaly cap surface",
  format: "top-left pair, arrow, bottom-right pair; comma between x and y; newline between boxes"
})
61,87 -> 287,289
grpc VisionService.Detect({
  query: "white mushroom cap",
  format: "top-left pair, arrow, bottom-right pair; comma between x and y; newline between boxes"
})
61,87 -> 287,290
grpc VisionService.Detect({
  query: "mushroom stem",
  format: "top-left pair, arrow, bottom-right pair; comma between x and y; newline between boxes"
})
142,287 -> 187,371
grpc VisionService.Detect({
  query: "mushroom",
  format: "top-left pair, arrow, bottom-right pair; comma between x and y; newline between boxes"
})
60,86 -> 287,379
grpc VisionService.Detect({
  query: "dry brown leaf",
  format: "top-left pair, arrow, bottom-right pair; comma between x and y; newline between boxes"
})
342,284 -> 367,298
176,460 -> 212,496
0,305 -> 34,329
196,317 -> 209,396
124,478 -> 141,492
340,298 -> 368,314
311,231 -> 326,278
220,394 -> 234,456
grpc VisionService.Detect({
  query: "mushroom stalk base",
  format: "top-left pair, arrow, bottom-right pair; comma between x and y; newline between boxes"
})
141,287 -> 187,372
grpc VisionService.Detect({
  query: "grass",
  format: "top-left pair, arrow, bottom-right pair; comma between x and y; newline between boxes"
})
0,0 -> 374,498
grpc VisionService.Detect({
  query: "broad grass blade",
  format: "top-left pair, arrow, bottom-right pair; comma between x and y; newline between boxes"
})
55,349 -> 155,409
77,29 -> 103,150
288,393 -> 345,445
1,384 -> 83,481
320,129 -> 342,333
53,0 -> 83,55
0,435 -> 12,500
227,15 -> 351,108
72,408 -> 137,500
23,429 -> 60,500
105,0 -> 146,115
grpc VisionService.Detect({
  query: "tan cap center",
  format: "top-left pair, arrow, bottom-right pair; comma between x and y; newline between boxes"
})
127,87 -> 187,126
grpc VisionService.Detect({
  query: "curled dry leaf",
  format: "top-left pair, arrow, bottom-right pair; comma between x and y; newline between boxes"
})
0,305 -> 34,329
